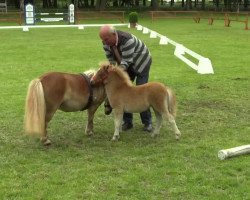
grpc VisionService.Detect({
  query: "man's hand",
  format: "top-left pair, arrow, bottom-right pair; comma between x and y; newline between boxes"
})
119,65 -> 127,71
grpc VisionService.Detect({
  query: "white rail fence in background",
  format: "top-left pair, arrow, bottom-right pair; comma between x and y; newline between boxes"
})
135,24 -> 214,75
0,23 -> 128,31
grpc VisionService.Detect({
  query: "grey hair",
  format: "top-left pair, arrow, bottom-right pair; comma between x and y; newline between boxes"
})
107,25 -> 116,34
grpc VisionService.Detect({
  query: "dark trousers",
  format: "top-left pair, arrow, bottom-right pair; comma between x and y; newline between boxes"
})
123,67 -> 152,125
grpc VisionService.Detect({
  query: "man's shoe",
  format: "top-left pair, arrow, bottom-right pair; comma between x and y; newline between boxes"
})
122,123 -> 133,131
104,105 -> 112,115
143,124 -> 153,132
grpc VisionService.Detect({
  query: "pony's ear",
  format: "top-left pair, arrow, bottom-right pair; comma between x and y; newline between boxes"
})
104,64 -> 110,71
107,64 -> 114,72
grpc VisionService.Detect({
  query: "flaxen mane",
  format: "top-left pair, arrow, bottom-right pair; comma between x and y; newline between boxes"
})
98,61 -> 132,86
113,67 -> 133,86
99,61 -> 110,68
84,69 -> 96,78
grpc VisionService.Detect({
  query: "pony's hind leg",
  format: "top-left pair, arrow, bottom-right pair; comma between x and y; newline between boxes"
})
112,108 -> 123,141
41,109 -> 56,145
165,112 -> 181,140
41,122 -> 51,146
151,110 -> 163,138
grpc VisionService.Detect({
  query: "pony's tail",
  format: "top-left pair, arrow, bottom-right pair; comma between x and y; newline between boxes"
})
166,87 -> 177,117
24,79 -> 46,137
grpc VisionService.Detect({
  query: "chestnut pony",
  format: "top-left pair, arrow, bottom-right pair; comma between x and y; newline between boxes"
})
24,70 -> 106,145
90,62 -> 181,141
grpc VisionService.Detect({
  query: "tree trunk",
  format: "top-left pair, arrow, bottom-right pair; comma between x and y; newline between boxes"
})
243,0 -> 248,8
84,0 -> 89,7
53,0 -> 58,8
24,0 -> 34,5
95,0 -> 101,10
215,0 -> 219,10
74,0 -> 78,9
201,0 -> 205,10
186,0 -> 192,10
20,0 -> 24,10
182,0 -> 185,7
151,0 -> 158,10
100,0 -> 107,10
96,0 -> 107,10
43,0 -> 49,8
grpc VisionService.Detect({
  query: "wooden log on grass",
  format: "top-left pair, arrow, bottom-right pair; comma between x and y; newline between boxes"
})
218,145 -> 250,160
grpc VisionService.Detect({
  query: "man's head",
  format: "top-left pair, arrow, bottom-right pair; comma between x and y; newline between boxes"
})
99,25 -> 117,46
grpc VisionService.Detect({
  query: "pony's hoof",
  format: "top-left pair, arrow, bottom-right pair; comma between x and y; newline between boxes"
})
175,132 -> 181,140
150,133 -> 155,138
151,132 -> 159,138
43,139 -> 52,146
104,106 -> 112,115
85,131 -> 94,137
111,135 -> 120,141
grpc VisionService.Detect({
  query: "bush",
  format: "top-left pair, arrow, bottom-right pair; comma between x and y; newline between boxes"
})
128,12 -> 138,23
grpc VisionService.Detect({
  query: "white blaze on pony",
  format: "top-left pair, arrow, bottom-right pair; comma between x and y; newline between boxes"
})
90,62 -> 181,141
24,70 -> 106,145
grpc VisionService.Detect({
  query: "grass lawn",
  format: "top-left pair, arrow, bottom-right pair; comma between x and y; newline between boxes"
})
0,18 -> 249,199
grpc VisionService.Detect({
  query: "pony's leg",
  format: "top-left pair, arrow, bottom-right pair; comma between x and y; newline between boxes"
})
40,109 -> 56,145
85,105 -> 99,136
112,109 -> 123,141
151,110 -> 163,138
41,122 -> 51,146
104,97 -> 112,115
165,112 -> 181,140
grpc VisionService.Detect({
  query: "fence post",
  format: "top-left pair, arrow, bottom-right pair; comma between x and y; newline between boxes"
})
24,4 -> 34,25
245,14 -> 249,30
68,4 -> 74,24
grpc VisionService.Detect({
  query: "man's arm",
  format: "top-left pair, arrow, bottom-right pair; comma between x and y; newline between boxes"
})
120,38 -> 136,70
103,45 -> 116,64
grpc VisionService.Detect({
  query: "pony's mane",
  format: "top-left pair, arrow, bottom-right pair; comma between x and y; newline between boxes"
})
98,61 -> 132,86
99,61 -> 110,68
84,69 -> 96,78
113,66 -> 133,86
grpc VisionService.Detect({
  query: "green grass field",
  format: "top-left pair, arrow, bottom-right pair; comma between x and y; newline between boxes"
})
0,18 -> 249,199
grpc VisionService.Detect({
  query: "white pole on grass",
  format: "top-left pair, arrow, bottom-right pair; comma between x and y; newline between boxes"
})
218,145 -> 250,160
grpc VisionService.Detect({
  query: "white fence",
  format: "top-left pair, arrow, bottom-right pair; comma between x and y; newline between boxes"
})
135,24 -> 214,74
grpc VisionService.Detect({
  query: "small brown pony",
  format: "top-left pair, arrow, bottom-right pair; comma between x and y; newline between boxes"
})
24,70 -> 106,145
90,62 -> 181,141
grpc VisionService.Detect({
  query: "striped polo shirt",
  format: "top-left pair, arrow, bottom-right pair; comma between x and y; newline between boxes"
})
103,30 -> 152,74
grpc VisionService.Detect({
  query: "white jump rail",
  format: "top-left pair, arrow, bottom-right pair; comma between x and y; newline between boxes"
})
0,23 -> 128,30
218,145 -> 250,160
135,24 -> 214,74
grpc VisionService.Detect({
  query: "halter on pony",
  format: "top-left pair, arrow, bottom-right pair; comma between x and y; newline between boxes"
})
80,73 -> 93,110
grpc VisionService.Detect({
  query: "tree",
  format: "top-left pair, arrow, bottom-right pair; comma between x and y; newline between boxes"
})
185,0 -> 192,9
95,0 -> 107,10
20,0 -> 24,10
201,0 -> 205,10
151,0 -> 158,10
243,0 -> 248,8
